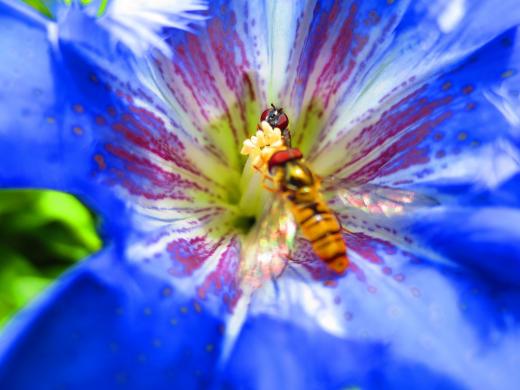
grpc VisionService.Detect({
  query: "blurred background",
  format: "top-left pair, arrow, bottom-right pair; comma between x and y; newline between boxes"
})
0,1 -> 102,328
0,190 -> 101,327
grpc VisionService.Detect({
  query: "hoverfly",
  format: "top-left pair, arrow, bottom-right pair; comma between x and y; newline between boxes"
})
241,106 -> 349,274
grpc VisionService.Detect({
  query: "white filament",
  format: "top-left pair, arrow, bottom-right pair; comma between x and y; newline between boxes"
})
101,0 -> 207,56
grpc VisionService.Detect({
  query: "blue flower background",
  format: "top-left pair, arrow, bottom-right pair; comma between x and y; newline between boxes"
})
1,0 -> 520,389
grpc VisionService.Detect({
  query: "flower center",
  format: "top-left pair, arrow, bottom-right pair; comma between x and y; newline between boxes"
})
228,121 -> 287,233
216,119 -> 298,287
230,214 -> 257,235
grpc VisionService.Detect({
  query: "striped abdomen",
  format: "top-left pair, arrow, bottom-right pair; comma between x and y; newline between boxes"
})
287,193 -> 348,273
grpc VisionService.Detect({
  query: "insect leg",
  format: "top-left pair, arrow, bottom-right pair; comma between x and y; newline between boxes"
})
257,170 -> 278,192
261,183 -> 279,193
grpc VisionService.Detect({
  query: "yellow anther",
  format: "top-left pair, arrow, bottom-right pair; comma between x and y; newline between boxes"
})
267,128 -> 282,144
255,130 -> 266,147
259,121 -> 272,133
241,121 -> 285,173
240,139 -> 255,155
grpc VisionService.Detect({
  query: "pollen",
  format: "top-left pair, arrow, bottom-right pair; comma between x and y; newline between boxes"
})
240,121 -> 285,173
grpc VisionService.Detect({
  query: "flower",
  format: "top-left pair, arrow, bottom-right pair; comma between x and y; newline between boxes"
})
1,0 -> 520,388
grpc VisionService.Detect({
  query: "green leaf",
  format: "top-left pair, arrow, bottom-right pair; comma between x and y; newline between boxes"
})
21,0 -> 110,19
0,190 -> 102,327
20,0 -> 53,18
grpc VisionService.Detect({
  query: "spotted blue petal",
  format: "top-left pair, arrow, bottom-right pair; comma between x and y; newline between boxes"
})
0,248 -> 225,387
238,233 -> 520,389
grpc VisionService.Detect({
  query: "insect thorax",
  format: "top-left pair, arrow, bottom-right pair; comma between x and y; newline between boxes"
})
274,159 -> 314,194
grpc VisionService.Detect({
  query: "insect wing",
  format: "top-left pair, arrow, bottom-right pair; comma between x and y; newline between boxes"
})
330,182 -> 439,217
240,196 -> 297,288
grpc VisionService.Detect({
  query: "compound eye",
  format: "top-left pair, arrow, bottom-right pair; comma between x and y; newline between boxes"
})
276,113 -> 289,130
260,108 -> 271,122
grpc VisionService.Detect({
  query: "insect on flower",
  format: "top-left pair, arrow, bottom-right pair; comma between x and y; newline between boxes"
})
260,104 -> 291,147
242,107 -> 349,274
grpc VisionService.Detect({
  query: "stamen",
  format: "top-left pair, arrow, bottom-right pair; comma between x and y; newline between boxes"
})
240,120 -> 285,174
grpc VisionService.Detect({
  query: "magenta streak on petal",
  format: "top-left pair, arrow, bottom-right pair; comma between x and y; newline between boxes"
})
345,232 -> 424,295
81,67 -> 222,197
290,2 -> 360,149
207,12 -> 248,110
196,237 -> 243,313
109,108 -> 226,193
346,110 -> 453,183
310,4 -> 359,111
103,144 -> 202,201
326,86 -> 454,185
288,0 -> 346,106
209,10 -> 252,103
173,38 -> 228,123
347,232 -> 399,264
286,1 -> 403,154
378,76 -> 418,106
158,54 -> 230,167
141,211 -> 226,245
292,1 -> 339,86
310,13 -> 400,153
156,5 -> 259,165
167,235 -> 228,276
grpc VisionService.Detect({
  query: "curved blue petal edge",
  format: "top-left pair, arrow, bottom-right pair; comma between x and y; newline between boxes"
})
413,207 -> 520,287
223,241 -> 520,390
221,315 -> 466,390
0,248 -> 225,388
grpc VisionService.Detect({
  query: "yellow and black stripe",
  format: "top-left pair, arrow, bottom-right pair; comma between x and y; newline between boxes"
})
287,194 -> 348,273
269,150 -> 349,274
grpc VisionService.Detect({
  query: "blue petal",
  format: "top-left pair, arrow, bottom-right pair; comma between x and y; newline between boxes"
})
320,28 -> 520,245
413,207 -> 520,286
0,1 -> 66,188
311,6 -> 520,191
473,172 -> 520,208
0,1 -> 130,232
231,234 -> 520,389
223,316 -> 466,390
322,28 -> 520,290
332,188 -> 520,287
0,248 -> 225,387
396,0 -> 520,58
0,1 -> 230,236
